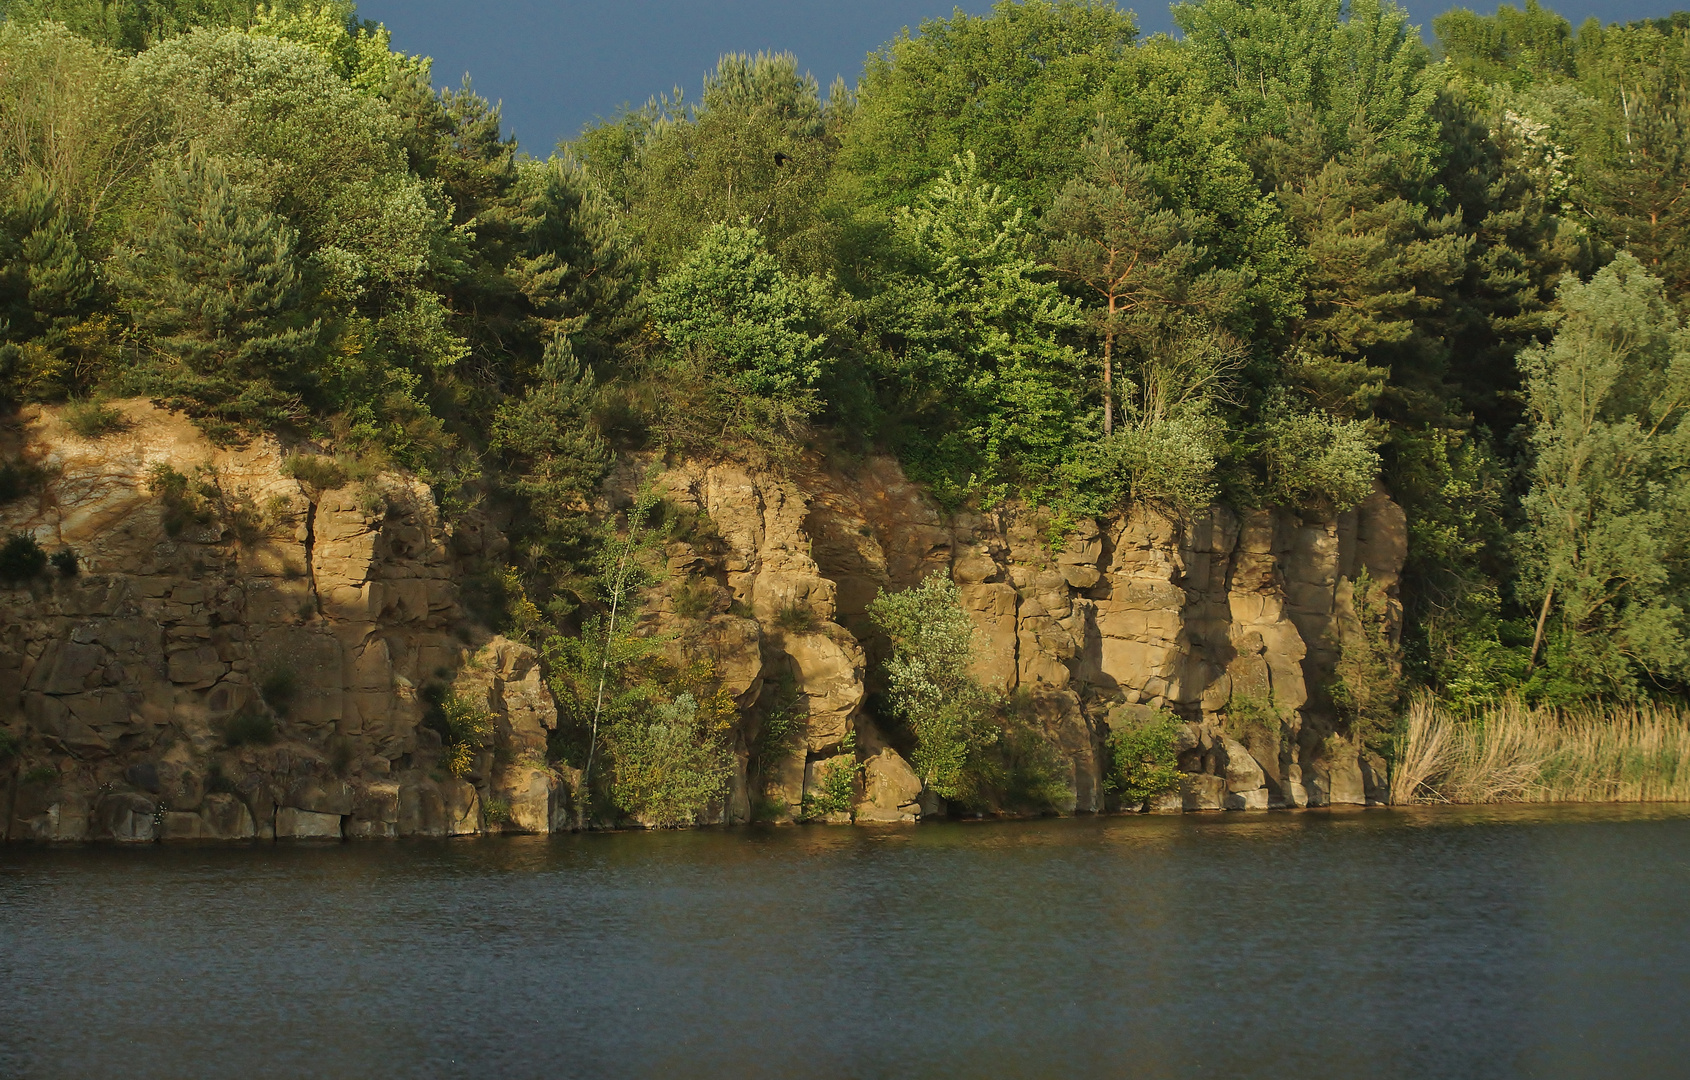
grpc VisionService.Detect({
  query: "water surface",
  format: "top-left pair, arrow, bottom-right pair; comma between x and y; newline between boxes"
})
3,805 -> 1688,1079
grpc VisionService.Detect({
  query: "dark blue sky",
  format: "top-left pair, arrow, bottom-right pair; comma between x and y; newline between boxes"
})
356,0 -> 1683,154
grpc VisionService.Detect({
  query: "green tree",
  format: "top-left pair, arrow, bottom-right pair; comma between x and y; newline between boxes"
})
578,51 -> 841,275
650,223 -> 831,401
110,152 -> 320,434
1434,0 -> 1576,89
868,572 -> 995,803
871,153 -> 1085,503
842,0 -> 1141,214
1103,711 -> 1182,805
1044,119 -> 1250,436
0,178 -> 99,400
1572,22 -> 1690,297
1517,252 -> 1690,696
0,0 -> 335,52
1174,0 -> 1439,174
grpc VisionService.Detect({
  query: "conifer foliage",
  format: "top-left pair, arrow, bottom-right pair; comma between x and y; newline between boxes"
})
110,152 -> 320,436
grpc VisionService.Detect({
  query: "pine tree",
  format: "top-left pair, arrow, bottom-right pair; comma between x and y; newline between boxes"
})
0,178 -> 97,400
1045,119 -> 1248,435
111,152 -> 320,436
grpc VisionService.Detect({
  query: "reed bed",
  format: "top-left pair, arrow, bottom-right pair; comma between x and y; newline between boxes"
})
1390,695 -> 1690,805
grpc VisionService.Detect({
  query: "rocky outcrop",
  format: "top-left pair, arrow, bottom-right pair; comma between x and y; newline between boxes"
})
0,401 -> 557,841
1,402 -> 1406,841
632,449 -> 1405,823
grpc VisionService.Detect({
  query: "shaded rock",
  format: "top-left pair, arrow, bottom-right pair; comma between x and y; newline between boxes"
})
1180,773 -> 1227,812
275,807 -> 342,839
200,793 -> 256,840
94,792 -> 156,842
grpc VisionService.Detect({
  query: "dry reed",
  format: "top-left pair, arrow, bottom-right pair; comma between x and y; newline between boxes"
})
1389,696 -> 1690,805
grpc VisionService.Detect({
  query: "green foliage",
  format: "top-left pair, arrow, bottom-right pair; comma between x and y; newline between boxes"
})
801,730 -> 862,820
1259,399 -> 1383,511
843,0 -> 1142,213
671,578 -> 715,621
1517,253 -> 1690,696
49,547 -> 77,576
279,453 -> 351,495
147,463 -> 216,536
579,51 -> 840,276
651,224 -> 831,402
439,690 -> 493,777
62,398 -> 129,437
1104,711 -> 1183,805
607,690 -> 735,827
1332,569 -> 1405,750
258,665 -> 299,718
0,460 -> 42,504
0,531 -> 47,581
870,153 -> 1085,504
774,601 -> 816,634
869,571 -> 997,802
0,727 -> 16,760
1435,0 -> 1575,88
482,797 -> 512,825
222,707 -> 276,747
111,152 -> 320,436
988,693 -> 1076,813
21,763 -> 58,784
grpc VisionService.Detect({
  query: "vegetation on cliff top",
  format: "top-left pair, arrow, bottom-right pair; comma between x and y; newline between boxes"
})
4,0 -> 1690,816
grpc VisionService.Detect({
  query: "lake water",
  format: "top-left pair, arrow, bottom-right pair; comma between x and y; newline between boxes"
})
3,805 -> 1688,1079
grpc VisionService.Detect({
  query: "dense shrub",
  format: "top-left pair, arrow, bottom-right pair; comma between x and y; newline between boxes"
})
1104,712 -> 1183,807
0,532 -> 47,582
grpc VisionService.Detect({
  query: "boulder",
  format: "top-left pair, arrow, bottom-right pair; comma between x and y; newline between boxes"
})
1180,773 -> 1227,812
440,778 -> 480,836
200,793 -> 256,839
854,748 -> 922,824
347,780 -> 400,839
398,774 -> 446,837
1218,736 -> 1266,794
94,792 -> 157,842
275,807 -> 342,839
491,766 -> 552,833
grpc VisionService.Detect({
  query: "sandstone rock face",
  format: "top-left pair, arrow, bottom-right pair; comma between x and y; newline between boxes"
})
0,402 -> 544,842
2,405 -> 1405,840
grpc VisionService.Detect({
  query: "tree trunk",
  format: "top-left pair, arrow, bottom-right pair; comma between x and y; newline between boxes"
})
1102,295 -> 1116,437
1527,583 -> 1555,670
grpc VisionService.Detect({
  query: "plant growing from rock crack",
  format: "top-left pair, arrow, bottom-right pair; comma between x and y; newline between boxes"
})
0,533 -> 47,582
63,398 -> 131,438
147,463 -> 217,537
775,600 -> 816,633
222,708 -> 276,748
258,665 -> 299,718
439,691 -> 494,778
49,548 -> 78,577
800,729 -> 861,821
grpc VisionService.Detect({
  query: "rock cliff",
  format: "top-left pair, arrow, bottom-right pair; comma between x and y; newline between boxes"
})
1,401 -> 1405,840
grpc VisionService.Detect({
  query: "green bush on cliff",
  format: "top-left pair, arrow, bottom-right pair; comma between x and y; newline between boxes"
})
869,572 -> 996,803
0,532 -> 47,582
1104,714 -> 1182,808
607,692 -> 735,827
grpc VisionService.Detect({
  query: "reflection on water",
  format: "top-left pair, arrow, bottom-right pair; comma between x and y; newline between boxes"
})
3,804 -> 1688,1079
